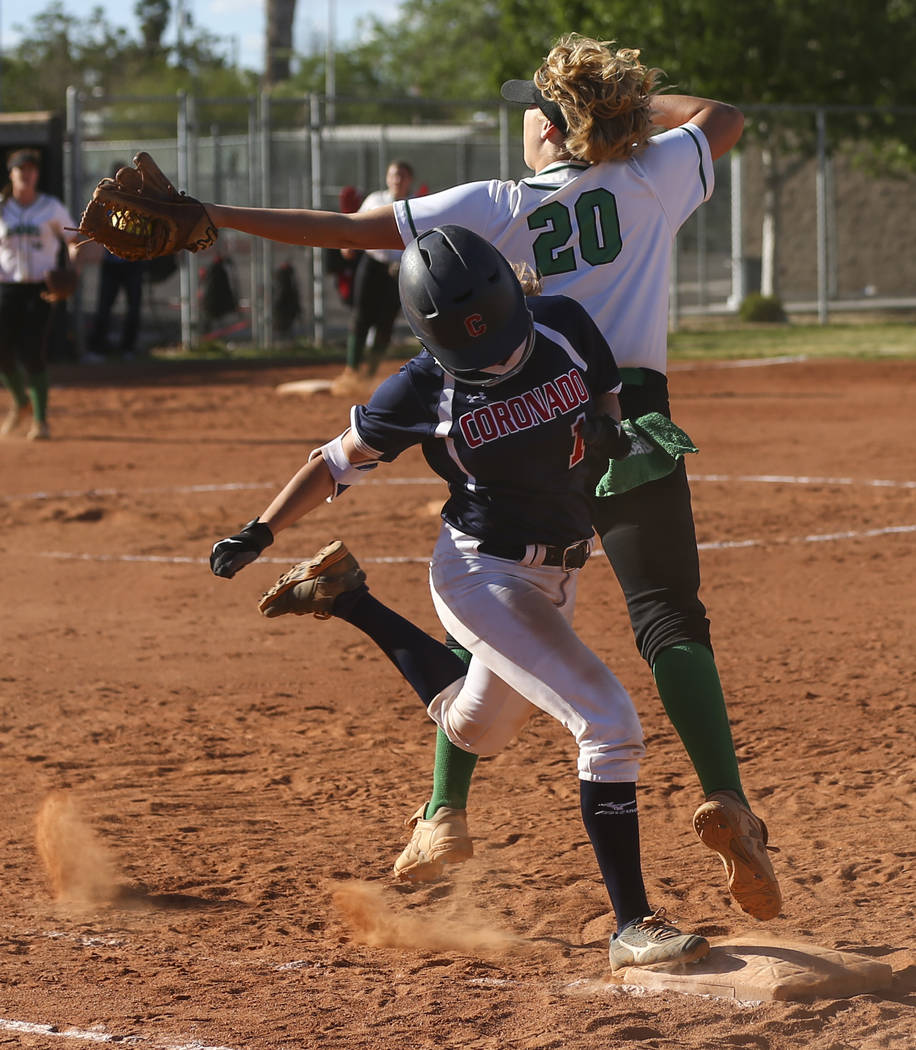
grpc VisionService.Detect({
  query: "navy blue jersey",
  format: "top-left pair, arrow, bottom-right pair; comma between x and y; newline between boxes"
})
352,294 -> 620,548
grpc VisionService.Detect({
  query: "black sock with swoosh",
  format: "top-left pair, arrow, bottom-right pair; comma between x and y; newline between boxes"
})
580,780 -> 649,931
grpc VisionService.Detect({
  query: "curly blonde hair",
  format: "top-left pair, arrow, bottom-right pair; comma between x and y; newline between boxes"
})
511,260 -> 542,297
534,34 -> 663,164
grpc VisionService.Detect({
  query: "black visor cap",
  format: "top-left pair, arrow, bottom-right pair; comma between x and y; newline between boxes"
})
500,79 -> 568,134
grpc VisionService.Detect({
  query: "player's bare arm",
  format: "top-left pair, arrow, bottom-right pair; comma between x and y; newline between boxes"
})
650,94 -> 744,161
211,426 -> 380,579
203,202 -> 404,251
258,432 -> 377,536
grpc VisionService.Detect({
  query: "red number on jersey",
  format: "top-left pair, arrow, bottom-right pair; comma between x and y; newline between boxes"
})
570,413 -> 587,468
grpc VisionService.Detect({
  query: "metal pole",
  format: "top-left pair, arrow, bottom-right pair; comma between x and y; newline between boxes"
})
211,122 -> 223,202
378,126 -> 389,186
498,104 -> 510,182
729,149 -> 745,310
259,90 -> 273,348
826,152 -> 837,299
186,94 -> 200,344
177,92 -> 193,350
65,86 -> 85,358
696,196 -> 707,310
247,96 -> 262,348
815,108 -> 829,325
325,0 -> 336,124
309,93 -> 324,345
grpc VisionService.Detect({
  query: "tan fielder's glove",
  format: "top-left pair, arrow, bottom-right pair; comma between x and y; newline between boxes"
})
42,267 -> 78,302
76,152 -> 218,261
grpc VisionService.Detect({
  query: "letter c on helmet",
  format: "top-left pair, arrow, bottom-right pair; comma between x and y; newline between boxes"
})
464,313 -> 487,338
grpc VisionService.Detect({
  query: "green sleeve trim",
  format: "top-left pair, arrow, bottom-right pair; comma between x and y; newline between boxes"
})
683,126 -> 708,198
401,199 -> 419,239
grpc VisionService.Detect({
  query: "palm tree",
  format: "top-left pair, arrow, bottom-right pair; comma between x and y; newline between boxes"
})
265,0 -> 296,83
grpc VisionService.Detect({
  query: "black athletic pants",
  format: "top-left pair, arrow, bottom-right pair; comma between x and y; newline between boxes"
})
90,257 -> 145,355
349,255 -> 401,360
588,368 -> 712,668
0,283 -> 53,376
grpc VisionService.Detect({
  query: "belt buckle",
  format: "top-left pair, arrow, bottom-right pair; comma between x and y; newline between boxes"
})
561,540 -> 589,571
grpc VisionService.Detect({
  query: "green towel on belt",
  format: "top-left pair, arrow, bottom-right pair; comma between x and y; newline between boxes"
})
595,412 -> 698,497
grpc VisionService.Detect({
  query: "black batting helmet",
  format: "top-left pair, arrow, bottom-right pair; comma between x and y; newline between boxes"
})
398,225 -> 534,386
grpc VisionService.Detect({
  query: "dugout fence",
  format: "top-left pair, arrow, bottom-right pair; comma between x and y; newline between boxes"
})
63,90 -> 916,352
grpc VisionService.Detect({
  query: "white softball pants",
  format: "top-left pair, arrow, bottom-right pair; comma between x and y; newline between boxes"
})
427,524 -> 645,782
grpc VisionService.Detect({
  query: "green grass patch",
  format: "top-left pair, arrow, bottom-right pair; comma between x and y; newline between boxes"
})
150,321 -> 914,366
150,338 -> 347,363
669,321 -> 916,361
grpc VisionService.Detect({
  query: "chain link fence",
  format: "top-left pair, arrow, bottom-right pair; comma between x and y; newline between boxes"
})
63,91 -> 916,354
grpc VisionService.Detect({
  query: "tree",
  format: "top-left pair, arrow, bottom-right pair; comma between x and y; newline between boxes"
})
331,0 -> 916,297
3,0 -> 254,117
136,0 -> 170,55
265,0 -> 297,85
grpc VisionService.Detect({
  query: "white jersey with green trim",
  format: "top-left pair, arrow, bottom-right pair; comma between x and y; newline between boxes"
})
393,124 -> 713,375
0,193 -> 75,284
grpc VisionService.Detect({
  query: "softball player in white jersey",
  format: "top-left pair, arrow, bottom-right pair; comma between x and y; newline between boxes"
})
0,147 -> 80,440
203,33 -> 781,923
211,225 -> 710,972
394,129 -> 711,377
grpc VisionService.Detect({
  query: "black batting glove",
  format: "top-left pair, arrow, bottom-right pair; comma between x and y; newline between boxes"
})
210,518 -> 274,579
583,414 -> 632,461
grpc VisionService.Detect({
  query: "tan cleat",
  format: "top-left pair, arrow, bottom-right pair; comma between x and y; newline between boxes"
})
694,790 -> 782,921
258,540 -> 366,619
26,420 -> 50,441
393,803 -> 474,883
330,366 -> 369,399
1,404 -> 25,437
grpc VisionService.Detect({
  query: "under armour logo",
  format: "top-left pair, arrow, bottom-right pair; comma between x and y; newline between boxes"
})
464,313 -> 487,338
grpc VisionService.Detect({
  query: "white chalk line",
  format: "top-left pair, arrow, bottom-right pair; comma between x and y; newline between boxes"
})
0,1016 -> 235,1050
669,355 -> 809,370
24,522 -> 916,569
3,471 -> 915,505
693,473 -> 916,489
1,478 -> 436,503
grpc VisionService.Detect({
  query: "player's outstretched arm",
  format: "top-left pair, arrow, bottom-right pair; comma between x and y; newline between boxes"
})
210,456 -> 335,579
203,202 -> 404,251
257,455 -> 337,536
650,94 -> 744,161
258,431 -> 378,535
210,432 -> 378,579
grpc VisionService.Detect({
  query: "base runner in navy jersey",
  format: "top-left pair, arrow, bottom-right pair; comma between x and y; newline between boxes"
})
201,33 -> 781,923
210,226 -> 711,972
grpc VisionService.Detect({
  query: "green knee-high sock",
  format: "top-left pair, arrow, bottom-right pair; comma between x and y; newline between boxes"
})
652,641 -> 748,807
426,644 -> 477,818
27,371 -> 49,423
1,365 -> 29,407
346,332 -> 363,370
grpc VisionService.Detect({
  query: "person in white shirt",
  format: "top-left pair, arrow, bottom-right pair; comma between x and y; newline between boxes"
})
331,160 -> 414,394
201,34 -> 781,924
0,148 -> 80,440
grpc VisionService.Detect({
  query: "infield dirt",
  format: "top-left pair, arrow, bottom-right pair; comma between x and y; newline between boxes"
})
0,354 -> 913,1049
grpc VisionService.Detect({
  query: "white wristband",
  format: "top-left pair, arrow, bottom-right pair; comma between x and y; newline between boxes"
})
313,431 -> 378,498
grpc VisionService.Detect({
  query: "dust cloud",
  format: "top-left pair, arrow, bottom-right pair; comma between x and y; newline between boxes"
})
34,791 -> 121,903
331,879 -> 521,956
